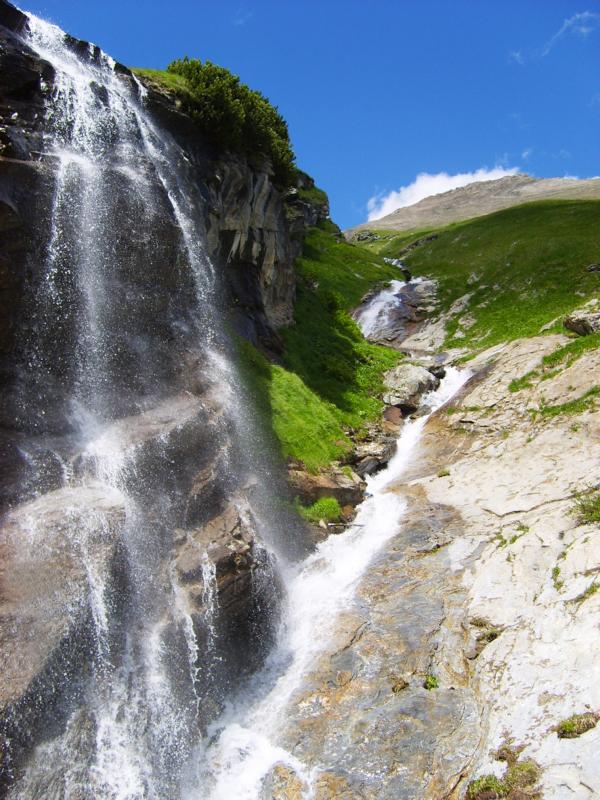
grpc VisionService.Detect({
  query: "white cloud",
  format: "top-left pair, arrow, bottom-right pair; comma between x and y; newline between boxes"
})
521,148 -> 533,160
508,11 -> 599,63
366,167 -> 520,222
508,50 -> 525,65
541,11 -> 600,56
233,8 -> 253,26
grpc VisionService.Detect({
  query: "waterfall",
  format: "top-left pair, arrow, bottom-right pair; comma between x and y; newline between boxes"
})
1,8 -> 469,800
188,368 -> 470,799
1,10 -> 280,799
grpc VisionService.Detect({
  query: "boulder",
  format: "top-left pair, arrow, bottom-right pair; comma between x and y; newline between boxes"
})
353,436 -> 397,477
382,363 -> 440,411
586,263 -> 600,273
287,466 -> 365,507
564,307 -> 600,336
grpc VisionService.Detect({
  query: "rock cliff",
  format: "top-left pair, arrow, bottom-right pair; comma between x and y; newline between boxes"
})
0,2 -> 323,790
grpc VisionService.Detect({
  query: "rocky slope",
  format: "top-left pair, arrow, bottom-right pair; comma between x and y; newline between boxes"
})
347,174 -> 600,235
263,299 -> 600,798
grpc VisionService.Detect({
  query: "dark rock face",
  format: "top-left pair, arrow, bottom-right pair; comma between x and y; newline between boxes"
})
172,499 -> 280,721
137,80 -> 327,356
0,3 -> 316,790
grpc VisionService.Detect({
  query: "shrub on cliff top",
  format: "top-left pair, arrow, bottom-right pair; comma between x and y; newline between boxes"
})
166,57 -> 295,184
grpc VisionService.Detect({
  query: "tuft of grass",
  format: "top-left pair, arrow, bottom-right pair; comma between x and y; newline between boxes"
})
466,759 -> 540,799
531,386 -> 599,419
573,581 -> 599,604
555,712 -> 599,739
360,200 -> 600,351
423,673 -> 439,690
572,488 -> 600,524
552,565 -> 564,591
509,331 -> 600,392
295,496 -> 342,524
437,468 -> 450,477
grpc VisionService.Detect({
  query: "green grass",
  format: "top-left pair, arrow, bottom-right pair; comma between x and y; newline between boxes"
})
132,67 -> 191,94
358,200 -> 600,350
552,565 -> 564,591
466,760 -> 540,799
295,496 -> 342,524
423,673 -> 439,690
573,581 -> 599,604
354,227 -> 438,256
555,712 -> 599,738
236,225 -> 402,471
236,339 -> 350,471
572,488 -> 600,524
509,332 -> 600,392
532,386 -> 600,418
281,225 -> 401,426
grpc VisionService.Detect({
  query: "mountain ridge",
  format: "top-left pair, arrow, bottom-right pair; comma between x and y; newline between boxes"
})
348,174 -> 600,235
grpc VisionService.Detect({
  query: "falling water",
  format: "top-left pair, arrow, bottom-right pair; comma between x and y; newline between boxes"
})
188,367 -> 470,799
2,7 -> 469,800
3,9 -> 274,799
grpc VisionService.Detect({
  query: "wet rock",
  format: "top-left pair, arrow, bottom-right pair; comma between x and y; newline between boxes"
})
171,498 -> 280,715
0,484 -> 126,786
275,490 -> 481,799
353,436 -> 397,477
261,763 -> 307,799
382,363 -> 439,411
427,364 -> 446,380
586,263 -> 600,272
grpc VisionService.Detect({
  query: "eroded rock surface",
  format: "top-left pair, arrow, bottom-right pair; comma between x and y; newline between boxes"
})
0,484 -> 126,783
382,362 -> 440,411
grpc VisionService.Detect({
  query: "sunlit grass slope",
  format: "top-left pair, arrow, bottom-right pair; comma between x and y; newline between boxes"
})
360,200 -> 600,349
238,222 -> 402,470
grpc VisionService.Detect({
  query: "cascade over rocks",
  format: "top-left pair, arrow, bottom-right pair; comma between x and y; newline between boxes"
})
0,1 -> 320,790
382,362 -> 440,412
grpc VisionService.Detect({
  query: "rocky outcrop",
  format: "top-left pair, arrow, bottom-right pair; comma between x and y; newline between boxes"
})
287,464 -> 365,507
382,362 -> 440,411
265,487 -> 481,800
564,299 -> 600,336
136,79 -> 328,353
172,498 -> 279,719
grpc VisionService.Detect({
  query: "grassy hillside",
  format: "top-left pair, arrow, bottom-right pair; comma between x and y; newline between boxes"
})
237,222 -> 401,471
359,200 -> 600,350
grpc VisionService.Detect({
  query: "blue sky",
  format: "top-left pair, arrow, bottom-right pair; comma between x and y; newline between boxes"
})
20,0 -> 600,228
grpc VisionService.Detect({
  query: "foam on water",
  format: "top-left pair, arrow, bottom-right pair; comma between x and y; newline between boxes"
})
191,367 -> 471,799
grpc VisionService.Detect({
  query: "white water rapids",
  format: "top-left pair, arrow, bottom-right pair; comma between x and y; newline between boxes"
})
191,366 -> 470,799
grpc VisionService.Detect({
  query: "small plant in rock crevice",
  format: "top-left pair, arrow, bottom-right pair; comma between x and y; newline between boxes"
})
423,673 -> 439,690
554,711 -> 599,738
572,487 -> 600,525
466,749 -> 541,799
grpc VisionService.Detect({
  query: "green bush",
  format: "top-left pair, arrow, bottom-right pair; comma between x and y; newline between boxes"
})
166,57 -> 295,184
295,496 -> 343,524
